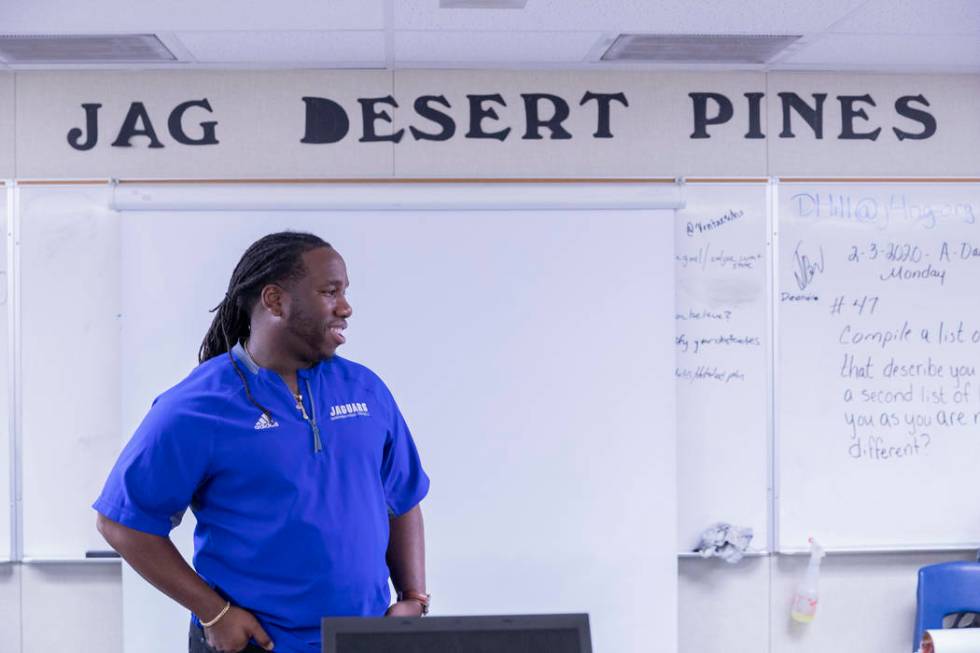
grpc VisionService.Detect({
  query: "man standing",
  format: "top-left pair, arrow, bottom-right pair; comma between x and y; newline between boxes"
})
94,232 -> 430,653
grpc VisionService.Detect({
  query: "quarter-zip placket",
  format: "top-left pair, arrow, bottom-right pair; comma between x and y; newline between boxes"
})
294,377 -> 323,454
305,378 -> 323,453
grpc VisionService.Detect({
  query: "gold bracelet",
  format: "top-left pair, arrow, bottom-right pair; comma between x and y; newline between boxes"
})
201,601 -> 231,628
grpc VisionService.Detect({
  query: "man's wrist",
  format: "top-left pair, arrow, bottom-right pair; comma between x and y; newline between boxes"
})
194,592 -> 232,628
396,590 -> 430,615
200,601 -> 231,628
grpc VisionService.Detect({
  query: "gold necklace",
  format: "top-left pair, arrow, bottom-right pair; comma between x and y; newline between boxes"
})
245,340 -> 308,417
294,391 -> 311,419
243,340 -> 322,453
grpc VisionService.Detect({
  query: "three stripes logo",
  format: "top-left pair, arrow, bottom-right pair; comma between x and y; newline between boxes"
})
253,413 -> 279,430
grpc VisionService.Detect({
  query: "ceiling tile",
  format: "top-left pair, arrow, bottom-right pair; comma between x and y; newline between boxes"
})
395,0 -> 867,34
176,31 -> 385,64
830,0 -> 980,35
1,0 -> 386,32
395,30 -> 602,63
779,33 -> 980,69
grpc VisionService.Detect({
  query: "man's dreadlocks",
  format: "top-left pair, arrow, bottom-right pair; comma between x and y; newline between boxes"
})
199,231 -> 331,419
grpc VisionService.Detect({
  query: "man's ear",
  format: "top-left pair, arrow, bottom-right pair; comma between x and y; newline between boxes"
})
259,283 -> 287,317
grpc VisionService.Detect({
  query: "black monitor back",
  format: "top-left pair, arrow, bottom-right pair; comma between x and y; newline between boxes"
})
322,613 -> 592,653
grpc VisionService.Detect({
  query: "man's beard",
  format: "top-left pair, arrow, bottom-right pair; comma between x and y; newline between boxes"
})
286,312 -> 330,362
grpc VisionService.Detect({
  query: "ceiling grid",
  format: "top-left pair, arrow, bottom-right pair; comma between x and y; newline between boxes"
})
0,0 -> 975,71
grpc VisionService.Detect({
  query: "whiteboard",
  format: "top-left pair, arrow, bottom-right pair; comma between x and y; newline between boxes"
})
110,187 -> 677,653
675,184 -> 770,552
776,182 -> 980,550
17,185 -> 120,559
0,184 -> 10,561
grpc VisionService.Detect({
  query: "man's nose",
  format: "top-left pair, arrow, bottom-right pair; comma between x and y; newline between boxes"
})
337,296 -> 353,317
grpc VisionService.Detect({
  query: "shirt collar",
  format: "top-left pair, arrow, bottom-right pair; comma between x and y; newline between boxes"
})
231,341 -> 260,375
231,341 -> 329,378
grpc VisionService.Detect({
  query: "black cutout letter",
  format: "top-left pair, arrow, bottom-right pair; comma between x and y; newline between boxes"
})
521,93 -> 572,140
838,94 -> 881,141
579,92 -> 628,138
893,95 -> 937,141
358,96 -> 404,143
111,102 -> 164,148
465,94 -> 510,141
689,93 -> 734,139
67,103 -> 102,151
778,92 -> 827,139
300,97 -> 350,144
168,99 -> 219,145
744,93 -> 765,139
410,95 -> 455,141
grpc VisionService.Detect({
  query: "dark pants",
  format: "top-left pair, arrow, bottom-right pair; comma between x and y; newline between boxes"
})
189,622 -> 269,653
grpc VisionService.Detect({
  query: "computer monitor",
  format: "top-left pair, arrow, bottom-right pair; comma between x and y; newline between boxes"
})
322,613 -> 592,653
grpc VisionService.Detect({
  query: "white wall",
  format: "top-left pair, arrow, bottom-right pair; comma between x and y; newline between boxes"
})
680,551 -> 976,653
7,555 -> 979,653
0,562 -> 121,653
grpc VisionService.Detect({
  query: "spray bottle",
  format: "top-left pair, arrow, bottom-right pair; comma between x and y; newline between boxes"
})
790,537 -> 825,623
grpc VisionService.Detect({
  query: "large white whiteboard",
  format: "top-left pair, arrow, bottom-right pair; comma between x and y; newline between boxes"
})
675,184 -> 770,552
777,182 -> 980,550
0,184 -> 10,561
17,185 -> 120,559
106,184 -> 678,653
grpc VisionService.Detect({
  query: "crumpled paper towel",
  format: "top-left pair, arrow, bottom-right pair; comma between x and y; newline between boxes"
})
693,523 -> 754,563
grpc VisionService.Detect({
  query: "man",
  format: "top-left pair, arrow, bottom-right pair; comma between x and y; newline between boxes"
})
93,232 -> 430,653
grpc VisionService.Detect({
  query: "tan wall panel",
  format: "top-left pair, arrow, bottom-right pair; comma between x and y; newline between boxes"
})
392,70 -> 768,178
767,72 -> 980,177
15,70 -> 395,179
9,69 -> 980,179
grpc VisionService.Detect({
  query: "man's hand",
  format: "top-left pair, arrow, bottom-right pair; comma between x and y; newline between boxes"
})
95,516 -> 268,651
385,600 -> 424,617
205,607 -> 275,652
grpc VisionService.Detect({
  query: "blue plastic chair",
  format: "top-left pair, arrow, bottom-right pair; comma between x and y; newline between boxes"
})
913,562 -> 980,651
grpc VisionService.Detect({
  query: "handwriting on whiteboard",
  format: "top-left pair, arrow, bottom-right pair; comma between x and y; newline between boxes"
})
789,192 -> 977,230
793,241 -> 825,291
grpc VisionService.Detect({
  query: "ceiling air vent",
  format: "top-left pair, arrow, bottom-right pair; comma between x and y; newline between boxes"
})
602,33 -> 800,64
0,34 -> 176,64
440,0 -> 528,8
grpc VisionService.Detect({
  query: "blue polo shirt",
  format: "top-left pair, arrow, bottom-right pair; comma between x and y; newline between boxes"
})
93,344 -> 429,653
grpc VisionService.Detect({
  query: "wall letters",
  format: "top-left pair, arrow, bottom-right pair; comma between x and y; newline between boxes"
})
64,89 -> 939,152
